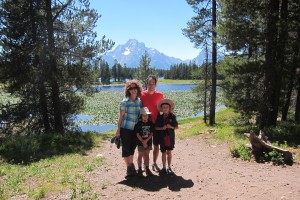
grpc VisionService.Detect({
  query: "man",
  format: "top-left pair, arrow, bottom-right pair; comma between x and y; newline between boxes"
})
141,75 -> 164,172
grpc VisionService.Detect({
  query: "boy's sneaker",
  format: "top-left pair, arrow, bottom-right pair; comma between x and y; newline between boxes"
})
142,163 -> 145,172
152,163 -> 160,172
145,167 -> 154,176
159,168 -> 167,176
137,168 -> 144,177
166,167 -> 175,175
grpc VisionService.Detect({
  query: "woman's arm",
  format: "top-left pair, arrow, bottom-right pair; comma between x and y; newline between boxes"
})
115,109 -> 125,137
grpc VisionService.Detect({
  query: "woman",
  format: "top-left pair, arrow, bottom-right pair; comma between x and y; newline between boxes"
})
115,80 -> 143,178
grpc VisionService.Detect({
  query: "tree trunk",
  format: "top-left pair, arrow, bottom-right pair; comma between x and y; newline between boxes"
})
281,78 -> 294,121
261,0 -> 280,127
204,45 -> 208,124
293,27 -> 300,123
295,78 -> 300,123
45,0 -> 64,133
244,130 -> 293,163
276,0 -> 288,121
209,0 -> 217,126
30,1 -> 50,133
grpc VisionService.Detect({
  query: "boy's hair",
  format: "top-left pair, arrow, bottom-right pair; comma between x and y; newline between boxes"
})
139,114 -> 152,122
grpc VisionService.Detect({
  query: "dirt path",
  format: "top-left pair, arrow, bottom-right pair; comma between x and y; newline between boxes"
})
49,134 -> 300,200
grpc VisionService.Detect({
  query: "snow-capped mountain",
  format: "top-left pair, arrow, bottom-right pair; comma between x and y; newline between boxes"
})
101,39 -> 207,69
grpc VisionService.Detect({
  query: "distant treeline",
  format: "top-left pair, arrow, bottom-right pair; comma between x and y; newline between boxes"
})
98,61 -> 202,84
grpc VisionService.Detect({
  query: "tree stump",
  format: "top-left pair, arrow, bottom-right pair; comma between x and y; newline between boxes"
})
244,130 -> 293,163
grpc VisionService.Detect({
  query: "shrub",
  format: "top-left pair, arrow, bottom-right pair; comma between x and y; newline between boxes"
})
0,131 -> 95,164
263,123 -> 300,146
230,144 -> 251,161
264,150 -> 285,165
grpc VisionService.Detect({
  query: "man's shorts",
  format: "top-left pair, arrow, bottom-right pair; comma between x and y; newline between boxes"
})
153,132 -> 159,146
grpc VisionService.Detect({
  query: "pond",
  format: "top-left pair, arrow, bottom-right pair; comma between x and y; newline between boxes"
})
76,105 -> 226,133
95,83 -> 196,92
76,84 -> 197,132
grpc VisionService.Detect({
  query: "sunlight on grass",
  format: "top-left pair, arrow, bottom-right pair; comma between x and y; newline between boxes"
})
177,108 -> 248,145
0,147 -> 105,199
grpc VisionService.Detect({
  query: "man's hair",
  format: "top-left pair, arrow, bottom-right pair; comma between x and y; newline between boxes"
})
146,75 -> 157,84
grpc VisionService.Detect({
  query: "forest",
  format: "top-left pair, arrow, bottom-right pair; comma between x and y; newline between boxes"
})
0,0 -> 300,137
1,1 -> 300,198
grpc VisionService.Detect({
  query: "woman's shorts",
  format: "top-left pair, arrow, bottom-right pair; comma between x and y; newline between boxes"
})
120,128 -> 137,157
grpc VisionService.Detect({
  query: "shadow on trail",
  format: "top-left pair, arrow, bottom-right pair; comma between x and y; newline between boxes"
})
118,174 -> 194,192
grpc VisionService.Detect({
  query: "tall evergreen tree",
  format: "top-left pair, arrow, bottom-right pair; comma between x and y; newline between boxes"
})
136,51 -> 156,88
0,0 -> 114,134
183,0 -> 218,125
218,0 -> 300,127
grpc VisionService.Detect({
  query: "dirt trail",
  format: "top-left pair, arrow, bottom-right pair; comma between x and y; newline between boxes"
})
48,135 -> 300,200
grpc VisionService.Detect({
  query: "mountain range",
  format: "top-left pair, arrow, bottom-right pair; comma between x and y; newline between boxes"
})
101,39 -> 210,70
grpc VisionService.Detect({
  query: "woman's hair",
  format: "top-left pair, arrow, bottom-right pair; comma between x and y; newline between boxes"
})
124,79 -> 143,97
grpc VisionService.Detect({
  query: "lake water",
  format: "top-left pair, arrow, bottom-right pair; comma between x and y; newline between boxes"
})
95,83 -> 195,92
76,83 -> 225,133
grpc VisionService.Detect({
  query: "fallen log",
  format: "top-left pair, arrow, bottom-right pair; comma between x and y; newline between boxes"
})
244,130 -> 293,163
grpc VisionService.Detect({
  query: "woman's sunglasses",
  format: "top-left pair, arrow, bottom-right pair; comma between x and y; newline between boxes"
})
128,87 -> 138,90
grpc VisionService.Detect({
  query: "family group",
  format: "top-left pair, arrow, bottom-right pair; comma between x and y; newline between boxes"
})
115,75 -> 178,178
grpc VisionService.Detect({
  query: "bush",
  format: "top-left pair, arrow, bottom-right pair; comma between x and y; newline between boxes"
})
0,131 -> 95,164
230,144 -> 251,161
264,150 -> 285,165
263,123 -> 300,146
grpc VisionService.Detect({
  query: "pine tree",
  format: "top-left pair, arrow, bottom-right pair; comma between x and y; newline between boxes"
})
183,0 -> 218,125
0,0 -> 114,134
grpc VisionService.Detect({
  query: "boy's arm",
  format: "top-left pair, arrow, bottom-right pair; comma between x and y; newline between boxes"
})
144,133 -> 153,143
136,132 -> 144,142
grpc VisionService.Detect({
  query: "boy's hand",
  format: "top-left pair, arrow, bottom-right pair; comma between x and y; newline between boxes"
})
142,140 -> 147,148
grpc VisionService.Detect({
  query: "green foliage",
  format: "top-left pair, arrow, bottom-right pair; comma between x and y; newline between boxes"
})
0,0 -> 114,134
0,132 -> 94,164
264,150 -> 285,165
99,60 -> 111,84
81,90 -> 202,125
135,52 -> 156,88
218,57 -> 265,122
262,123 -> 300,146
164,62 -> 200,80
230,144 -> 251,161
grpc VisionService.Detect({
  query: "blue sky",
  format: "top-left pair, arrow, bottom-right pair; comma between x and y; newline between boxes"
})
90,0 -> 200,60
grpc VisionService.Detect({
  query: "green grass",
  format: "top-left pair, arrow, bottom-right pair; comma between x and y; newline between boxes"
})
0,132 -> 108,199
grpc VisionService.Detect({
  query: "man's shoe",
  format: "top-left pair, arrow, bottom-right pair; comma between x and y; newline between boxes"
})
159,168 -> 167,176
130,163 -> 137,175
166,167 -> 175,175
137,168 -> 144,177
152,163 -> 160,172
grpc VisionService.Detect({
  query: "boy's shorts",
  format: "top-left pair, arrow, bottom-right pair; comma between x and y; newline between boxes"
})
137,145 -> 152,152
